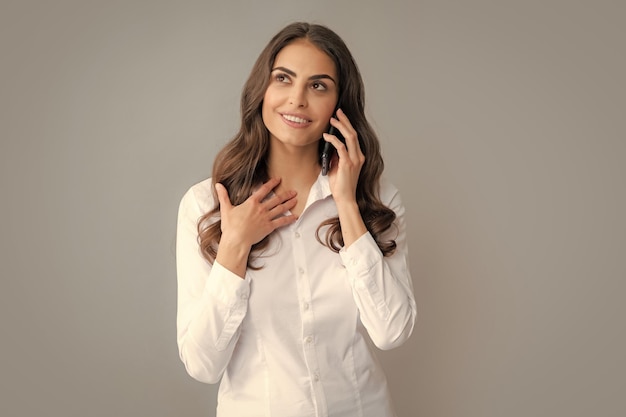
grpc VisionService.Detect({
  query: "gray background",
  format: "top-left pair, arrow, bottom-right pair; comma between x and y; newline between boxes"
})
1,0 -> 624,416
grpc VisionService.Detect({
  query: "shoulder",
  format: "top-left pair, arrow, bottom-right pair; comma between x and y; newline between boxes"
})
378,176 -> 406,217
179,177 -> 216,214
379,175 -> 401,204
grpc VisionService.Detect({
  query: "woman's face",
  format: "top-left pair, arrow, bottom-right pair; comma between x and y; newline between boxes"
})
262,39 -> 339,151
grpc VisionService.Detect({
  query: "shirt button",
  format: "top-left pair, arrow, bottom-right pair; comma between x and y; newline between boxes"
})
303,302 -> 310,311
298,267 -> 305,275
295,231 -> 301,238
313,372 -> 320,382
305,336 -> 313,344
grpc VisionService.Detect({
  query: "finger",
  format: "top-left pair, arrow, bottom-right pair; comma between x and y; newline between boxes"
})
253,177 -> 282,201
330,111 -> 361,159
215,183 -> 232,209
268,194 -> 297,218
335,108 -> 357,135
263,189 -> 297,211
271,213 -> 298,229
323,132 -> 348,159
331,109 -> 358,140
324,132 -> 364,176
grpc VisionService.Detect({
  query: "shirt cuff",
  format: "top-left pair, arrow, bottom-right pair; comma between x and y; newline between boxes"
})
339,232 -> 382,271
339,232 -> 390,321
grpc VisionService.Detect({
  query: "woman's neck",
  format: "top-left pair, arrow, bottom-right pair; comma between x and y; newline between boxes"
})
266,142 -> 321,215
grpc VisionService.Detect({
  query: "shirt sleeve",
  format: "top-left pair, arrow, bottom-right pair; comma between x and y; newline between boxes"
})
339,188 -> 417,350
176,184 -> 250,383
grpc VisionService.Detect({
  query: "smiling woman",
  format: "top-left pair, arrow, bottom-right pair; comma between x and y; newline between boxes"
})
176,22 -> 417,417
262,40 -> 339,172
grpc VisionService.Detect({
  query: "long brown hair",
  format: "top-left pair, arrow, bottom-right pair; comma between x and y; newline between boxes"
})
198,22 -> 397,267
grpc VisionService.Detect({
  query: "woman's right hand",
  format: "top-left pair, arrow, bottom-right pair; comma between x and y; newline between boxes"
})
214,178 -> 297,276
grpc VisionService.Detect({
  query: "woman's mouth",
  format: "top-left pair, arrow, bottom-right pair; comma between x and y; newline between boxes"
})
281,114 -> 312,126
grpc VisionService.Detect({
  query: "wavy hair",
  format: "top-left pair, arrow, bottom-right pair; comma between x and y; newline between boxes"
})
198,22 -> 396,267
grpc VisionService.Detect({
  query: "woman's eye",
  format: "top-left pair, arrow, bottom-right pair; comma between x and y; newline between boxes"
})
275,73 -> 290,83
312,82 -> 327,91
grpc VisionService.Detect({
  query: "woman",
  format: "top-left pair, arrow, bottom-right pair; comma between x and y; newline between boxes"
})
177,22 -> 417,417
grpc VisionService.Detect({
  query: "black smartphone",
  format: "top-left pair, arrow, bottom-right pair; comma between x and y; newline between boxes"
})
321,109 -> 345,176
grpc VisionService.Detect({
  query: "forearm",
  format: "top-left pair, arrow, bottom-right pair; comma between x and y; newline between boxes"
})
336,199 -> 368,248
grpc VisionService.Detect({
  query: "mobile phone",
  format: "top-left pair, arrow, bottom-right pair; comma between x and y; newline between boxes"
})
321,109 -> 345,176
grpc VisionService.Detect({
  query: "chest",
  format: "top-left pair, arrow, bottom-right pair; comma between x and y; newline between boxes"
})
243,202 -> 357,335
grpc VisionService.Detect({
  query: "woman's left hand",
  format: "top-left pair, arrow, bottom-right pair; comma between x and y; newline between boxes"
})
323,108 -> 365,204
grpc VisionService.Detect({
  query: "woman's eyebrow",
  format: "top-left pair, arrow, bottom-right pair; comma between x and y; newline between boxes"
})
271,66 -> 337,85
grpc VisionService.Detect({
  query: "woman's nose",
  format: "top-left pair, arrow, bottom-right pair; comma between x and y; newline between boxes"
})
288,87 -> 307,108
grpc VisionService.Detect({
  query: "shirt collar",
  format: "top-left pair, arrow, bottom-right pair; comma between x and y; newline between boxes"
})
307,170 -> 333,204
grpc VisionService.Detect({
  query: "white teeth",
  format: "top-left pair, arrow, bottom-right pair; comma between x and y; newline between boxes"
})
282,114 -> 309,124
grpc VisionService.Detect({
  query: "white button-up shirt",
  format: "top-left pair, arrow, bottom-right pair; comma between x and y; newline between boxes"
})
176,173 -> 417,417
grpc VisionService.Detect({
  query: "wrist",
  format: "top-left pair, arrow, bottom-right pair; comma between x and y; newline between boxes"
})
216,235 -> 252,278
333,193 -> 358,208
219,234 -> 252,256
